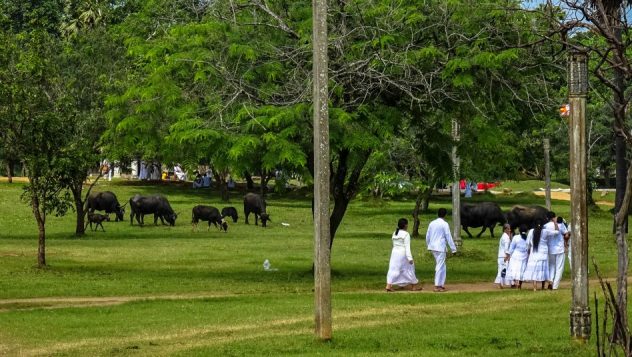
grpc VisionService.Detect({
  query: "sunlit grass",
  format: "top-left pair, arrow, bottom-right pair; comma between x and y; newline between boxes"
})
0,180 -> 619,355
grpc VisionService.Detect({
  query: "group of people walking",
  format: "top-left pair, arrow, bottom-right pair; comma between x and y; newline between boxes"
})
496,212 -> 570,291
385,209 -> 570,293
385,208 -> 457,293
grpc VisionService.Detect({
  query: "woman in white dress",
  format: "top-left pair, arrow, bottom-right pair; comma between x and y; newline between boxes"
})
524,219 -> 558,291
494,224 -> 512,288
386,218 -> 421,292
506,224 -> 529,289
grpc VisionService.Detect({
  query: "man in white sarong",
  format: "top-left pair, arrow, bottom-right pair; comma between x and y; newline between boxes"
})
426,208 -> 457,292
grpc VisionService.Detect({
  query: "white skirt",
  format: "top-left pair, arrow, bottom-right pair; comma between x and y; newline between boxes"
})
524,258 -> 549,282
494,258 -> 509,285
506,257 -> 528,282
386,248 -> 418,286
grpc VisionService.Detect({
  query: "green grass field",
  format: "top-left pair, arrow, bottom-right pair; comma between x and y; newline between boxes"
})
0,180 -> 619,356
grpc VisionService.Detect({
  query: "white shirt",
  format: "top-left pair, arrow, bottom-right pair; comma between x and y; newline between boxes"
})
392,230 -> 413,261
527,228 -> 558,261
544,221 -> 568,254
498,233 -> 511,258
426,218 -> 457,253
508,234 -> 529,261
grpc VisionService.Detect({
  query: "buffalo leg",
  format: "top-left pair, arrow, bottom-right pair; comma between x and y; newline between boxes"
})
462,226 -> 473,238
245,210 -> 250,224
476,226 -> 487,238
489,224 -> 497,238
98,222 -> 105,232
255,213 -> 259,226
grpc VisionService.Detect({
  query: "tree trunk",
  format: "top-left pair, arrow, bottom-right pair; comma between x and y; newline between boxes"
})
616,223 -> 629,334
421,185 -> 432,212
329,195 -> 350,249
71,184 -> 86,236
328,149 -> 371,249
5,161 -> 13,183
244,171 -> 254,190
262,172 -> 272,196
412,192 -> 423,237
614,164 -> 632,341
219,175 -> 230,201
32,196 -> 46,267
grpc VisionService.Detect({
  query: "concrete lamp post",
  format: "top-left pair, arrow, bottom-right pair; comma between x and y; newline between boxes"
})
568,49 -> 591,341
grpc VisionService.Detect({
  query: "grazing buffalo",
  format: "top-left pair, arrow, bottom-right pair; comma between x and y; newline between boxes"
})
87,191 -> 126,222
460,202 -> 506,238
86,212 -> 109,232
506,205 -> 550,230
244,193 -> 270,227
221,207 -> 239,223
129,194 -> 178,226
192,205 -> 228,232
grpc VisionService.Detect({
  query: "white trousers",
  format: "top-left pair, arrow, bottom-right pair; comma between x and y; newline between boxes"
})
548,253 -> 565,289
432,251 -> 447,287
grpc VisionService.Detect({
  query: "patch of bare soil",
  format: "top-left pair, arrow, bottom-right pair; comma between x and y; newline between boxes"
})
0,292 -> 237,312
533,191 -> 571,201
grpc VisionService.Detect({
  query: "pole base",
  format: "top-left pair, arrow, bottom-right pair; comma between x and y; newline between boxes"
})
570,306 -> 591,341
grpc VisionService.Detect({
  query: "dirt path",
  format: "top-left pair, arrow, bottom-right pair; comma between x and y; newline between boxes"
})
532,190 -> 614,206
0,278 -> 593,312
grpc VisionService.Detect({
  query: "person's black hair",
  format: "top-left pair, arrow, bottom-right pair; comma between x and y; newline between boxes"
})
533,219 -> 544,251
546,211 -> 556,221
557,216 -> 564,224
395,218 -> 408,235
519,224 -> 528,240
437,208 -> 447,218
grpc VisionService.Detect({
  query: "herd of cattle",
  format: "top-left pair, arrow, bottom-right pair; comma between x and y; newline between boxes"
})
85,191 -> 270,232
460,202 -> 553,237
84,191 -> 549,238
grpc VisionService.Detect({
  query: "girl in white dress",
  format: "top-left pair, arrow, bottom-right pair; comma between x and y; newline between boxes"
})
386,218 -> 421,292
524,219 -> 558,291
494,224 -> 512,288
506,224 -> 529,289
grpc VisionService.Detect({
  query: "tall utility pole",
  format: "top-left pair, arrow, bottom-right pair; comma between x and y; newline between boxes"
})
451,118 -> 461,247
312,0 -> 332,341
544,138 -> 551,211
568,50 -> 591,342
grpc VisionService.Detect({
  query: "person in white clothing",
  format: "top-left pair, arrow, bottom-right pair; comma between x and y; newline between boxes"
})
545,212 -> 568,290
495,224 -> 512,289
560,217 -> 572,270
174,164 -> 187,181
426,208 -> 457,292
524,219 -> 558,291
506,224 -> 530,289
386,218 -> 421,292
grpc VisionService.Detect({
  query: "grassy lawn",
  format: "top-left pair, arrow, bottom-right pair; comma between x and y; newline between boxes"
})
494,179 -> 569,192
0,180 -> 619,355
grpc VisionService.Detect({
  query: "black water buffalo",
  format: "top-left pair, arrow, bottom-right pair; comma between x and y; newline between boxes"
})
87,191 -> 126,221
192,205 -> 228,232
506,205 -> 549,230
85,212 -> 110,232
129,194 -> 178,226
244,193 -> 270,227
221,207 -> 238,223
460,202 -> 506,238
